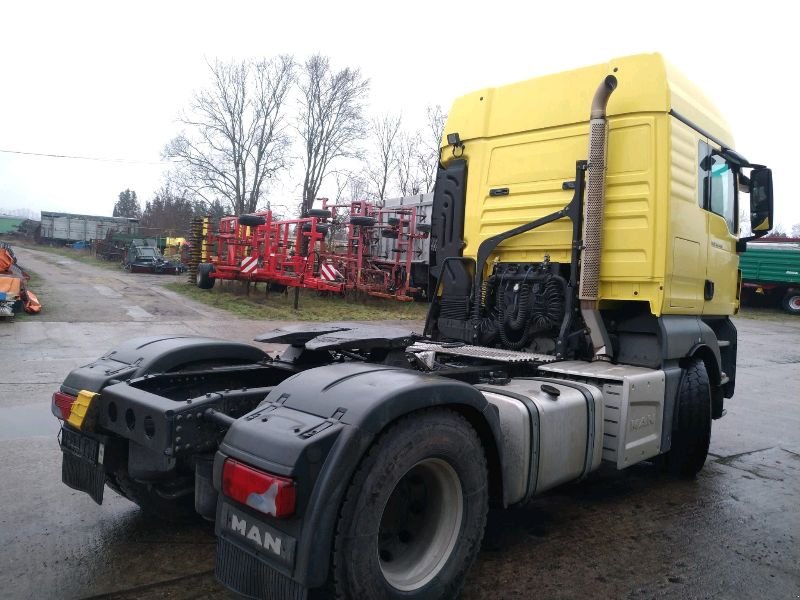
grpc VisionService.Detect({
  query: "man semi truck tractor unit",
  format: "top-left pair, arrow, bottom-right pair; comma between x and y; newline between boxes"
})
52,54 -> 773,600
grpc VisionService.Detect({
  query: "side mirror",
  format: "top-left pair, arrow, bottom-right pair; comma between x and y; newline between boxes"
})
749,167 -> 773,237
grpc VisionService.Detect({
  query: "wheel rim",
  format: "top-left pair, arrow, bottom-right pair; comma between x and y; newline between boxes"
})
378,458 -> 463,591
790,295 -> 800,311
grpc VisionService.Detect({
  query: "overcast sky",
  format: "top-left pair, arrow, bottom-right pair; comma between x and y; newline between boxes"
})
1,0 -> 797,229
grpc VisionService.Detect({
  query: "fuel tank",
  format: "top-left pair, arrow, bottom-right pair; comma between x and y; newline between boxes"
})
479,378 -> 604,505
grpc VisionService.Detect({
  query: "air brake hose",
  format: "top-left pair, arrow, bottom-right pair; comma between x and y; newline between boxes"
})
500,283 -> 533,350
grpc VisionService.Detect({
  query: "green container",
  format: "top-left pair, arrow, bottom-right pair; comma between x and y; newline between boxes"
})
0,217 -> 25,234
740,243 -> 800,285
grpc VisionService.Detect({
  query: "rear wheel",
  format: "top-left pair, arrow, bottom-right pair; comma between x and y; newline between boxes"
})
781,290 -> 800,315
665,358 -> 712,477
333,409 -> 488,600
196,263 -> 215,289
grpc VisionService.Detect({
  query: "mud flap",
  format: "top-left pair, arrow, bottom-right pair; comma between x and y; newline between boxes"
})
59,427 -> 106,504
216,536 -> 307,600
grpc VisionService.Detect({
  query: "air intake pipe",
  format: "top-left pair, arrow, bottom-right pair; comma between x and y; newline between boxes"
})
579,75 -> 617,359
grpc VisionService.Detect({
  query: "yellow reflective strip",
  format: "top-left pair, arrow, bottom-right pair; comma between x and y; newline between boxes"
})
67,390 -> 98,429
753,216 -> 771,231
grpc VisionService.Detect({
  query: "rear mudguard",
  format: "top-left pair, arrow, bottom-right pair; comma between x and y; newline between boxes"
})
214,361 -> 505,589
60,335 -> 269,395
56,335 -> 272,495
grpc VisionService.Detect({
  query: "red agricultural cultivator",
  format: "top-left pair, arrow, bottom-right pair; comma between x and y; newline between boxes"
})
321,199 -> 431,301
188,198 -> 432,301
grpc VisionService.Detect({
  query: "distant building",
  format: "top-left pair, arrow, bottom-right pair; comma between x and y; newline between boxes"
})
39,211 -> 139,243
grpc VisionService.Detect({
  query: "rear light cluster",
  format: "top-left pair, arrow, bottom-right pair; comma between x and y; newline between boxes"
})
222,458 -> 296,518
52,391 -> 77,420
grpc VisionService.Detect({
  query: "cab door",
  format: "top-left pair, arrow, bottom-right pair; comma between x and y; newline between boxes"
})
700,141 -> 739,315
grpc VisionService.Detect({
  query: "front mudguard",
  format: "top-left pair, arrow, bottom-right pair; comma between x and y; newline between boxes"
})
214,362 -> 505,589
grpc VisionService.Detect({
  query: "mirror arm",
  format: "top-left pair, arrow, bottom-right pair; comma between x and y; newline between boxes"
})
736,234 -> 766,253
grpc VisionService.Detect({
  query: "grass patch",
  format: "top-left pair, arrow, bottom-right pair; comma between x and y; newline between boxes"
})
163,280 -> 429,322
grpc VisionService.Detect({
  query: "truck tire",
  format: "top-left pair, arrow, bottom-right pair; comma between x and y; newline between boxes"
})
665,358 -> 712,478
302,222 -> 330,234
307,209 -> 332,219
350,216 -> 376,227
196,263 -> 215,289
382,229 -> 399,239
237,214 -> 266,227
781,290 -> 800,315
333,409 -> 488,600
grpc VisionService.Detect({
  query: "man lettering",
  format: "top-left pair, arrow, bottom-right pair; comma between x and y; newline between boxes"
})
230,514 -> 246,535
247,525 -> 262,546
263,532 -> 282,556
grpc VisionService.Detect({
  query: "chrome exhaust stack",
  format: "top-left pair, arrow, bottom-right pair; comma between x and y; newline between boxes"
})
580,75 -> 617,359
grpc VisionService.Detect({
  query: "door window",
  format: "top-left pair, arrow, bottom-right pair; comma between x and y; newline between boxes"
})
698,140 -> 736,234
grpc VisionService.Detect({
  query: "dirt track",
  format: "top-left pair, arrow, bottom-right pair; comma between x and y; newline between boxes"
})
1,246 -> 798,599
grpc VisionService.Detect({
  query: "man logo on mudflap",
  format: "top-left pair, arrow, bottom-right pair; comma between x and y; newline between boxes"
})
231,514 -> 282,556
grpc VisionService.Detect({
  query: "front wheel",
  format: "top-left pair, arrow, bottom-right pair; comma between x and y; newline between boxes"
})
664,358 -> 712,478
333,409 -> 488,599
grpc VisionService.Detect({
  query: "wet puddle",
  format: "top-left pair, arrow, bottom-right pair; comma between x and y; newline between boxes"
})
0,402 -> 60,441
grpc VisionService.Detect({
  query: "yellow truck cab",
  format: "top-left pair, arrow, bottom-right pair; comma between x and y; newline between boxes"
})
441,53 -> 769,316
428,52 -> 774,420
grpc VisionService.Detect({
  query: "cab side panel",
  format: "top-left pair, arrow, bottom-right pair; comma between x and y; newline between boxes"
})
458,113 -> 668,314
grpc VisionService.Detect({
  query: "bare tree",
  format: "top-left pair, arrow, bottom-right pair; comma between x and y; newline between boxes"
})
329,169 -> 366,203
331,169 -> 355,204
365,113 -> 402,205
416,104 -> 447,193
297,54 -> 369,215
396,132 -> 424,196
348,173 -> 371,202
165,56 -> 295,215
140,183 -> 195,235
770,226 -> 789,238
393,105 -> 447,197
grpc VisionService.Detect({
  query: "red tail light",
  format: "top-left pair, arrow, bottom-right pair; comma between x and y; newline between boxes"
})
52,391 -> 77,420
222,459 -> 296,518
